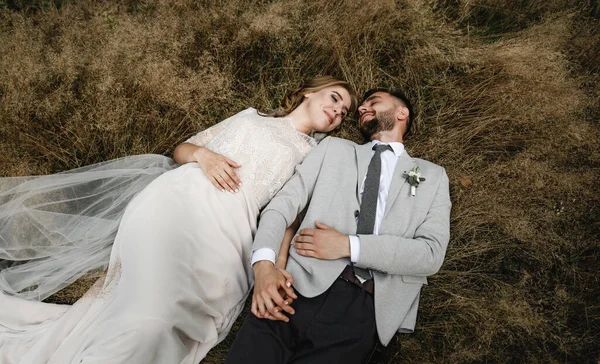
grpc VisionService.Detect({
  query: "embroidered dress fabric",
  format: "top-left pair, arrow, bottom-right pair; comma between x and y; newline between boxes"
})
0,108 -> 316,363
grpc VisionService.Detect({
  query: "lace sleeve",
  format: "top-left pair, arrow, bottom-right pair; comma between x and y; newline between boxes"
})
185,108 -> 256,146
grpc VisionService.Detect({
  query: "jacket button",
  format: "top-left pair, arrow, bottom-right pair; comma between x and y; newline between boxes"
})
354,210 -> 360,218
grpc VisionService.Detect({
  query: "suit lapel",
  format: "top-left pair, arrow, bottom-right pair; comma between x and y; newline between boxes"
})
355,143 -> 373,201
384,150 -> 416,216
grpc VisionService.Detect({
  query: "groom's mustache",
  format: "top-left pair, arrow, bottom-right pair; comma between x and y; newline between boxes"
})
358,110 -> 395,140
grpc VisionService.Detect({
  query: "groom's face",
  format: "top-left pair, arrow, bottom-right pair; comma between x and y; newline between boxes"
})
357,92 -> 398,140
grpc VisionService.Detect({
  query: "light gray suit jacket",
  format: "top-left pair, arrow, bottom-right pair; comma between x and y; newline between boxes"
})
253,136 -> 451,345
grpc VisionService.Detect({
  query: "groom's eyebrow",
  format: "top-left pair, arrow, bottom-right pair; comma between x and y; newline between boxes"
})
333,91 -> 349,114
364,95 -> 381,103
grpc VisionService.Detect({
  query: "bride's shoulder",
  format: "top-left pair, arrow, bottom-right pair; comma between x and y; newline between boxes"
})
232,107 -> 276,122
218,107 -> 261,125
231,107 -> 257,118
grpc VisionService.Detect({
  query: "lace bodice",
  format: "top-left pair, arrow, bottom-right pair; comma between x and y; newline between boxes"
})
185,108 -> 317,208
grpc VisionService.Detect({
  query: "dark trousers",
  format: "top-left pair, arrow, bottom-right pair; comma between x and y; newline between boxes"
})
225,278 -> 377,364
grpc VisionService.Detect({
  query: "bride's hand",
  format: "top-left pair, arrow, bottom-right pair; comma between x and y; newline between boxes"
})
252,261 -> 296,322
192,147 -> 242,192
260,268 -> 295,321
263,288 -> 295,321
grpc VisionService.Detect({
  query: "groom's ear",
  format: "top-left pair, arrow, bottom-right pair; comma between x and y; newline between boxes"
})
395,105 -> 409,122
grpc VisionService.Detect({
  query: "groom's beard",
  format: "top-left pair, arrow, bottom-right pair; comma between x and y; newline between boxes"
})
359,110 -> 396,141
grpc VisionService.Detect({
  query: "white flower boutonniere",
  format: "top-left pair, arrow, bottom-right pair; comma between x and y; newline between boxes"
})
403,165 -> 426,197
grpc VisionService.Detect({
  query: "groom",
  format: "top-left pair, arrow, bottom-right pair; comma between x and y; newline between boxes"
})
226,88 -> 451,363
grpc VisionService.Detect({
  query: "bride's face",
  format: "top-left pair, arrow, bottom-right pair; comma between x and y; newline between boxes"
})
303,86 -> 351,133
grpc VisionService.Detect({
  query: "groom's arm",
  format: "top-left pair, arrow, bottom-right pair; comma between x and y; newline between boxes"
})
252,137 -> 333,259
250,137 -> 332,321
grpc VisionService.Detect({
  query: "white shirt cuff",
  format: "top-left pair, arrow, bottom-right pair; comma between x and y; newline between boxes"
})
251,248 -> 277,266
349,235 -> 360,263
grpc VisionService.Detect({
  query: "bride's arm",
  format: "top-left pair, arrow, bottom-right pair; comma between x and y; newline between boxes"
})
172,143 -> 204,164
275,216 -> 301,270
173,143 -> 241,192
173,108 -> 257,191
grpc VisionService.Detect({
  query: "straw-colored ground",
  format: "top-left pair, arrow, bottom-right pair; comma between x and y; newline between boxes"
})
1,0 -> 598,362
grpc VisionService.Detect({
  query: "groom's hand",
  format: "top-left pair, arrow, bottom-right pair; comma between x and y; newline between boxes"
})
294,221 -> 351,260
252,261 -> 297,322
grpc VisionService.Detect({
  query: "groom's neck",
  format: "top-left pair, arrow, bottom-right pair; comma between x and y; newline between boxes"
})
371,129 -> 403,144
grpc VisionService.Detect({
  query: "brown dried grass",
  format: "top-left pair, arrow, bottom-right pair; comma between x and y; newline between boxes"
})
1,0 -> 598,362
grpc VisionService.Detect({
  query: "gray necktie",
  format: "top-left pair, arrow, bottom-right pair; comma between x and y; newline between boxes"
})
357,144 -> 392,234
354,143 -> 392,281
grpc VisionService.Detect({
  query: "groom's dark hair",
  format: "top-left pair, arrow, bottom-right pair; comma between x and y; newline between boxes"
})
361,88 -> 415,137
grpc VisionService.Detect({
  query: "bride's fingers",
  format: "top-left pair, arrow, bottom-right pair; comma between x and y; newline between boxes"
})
264,310 -> 288,321
224,157 -> 241,169
281,283 -> 297,301
262,291 -> 290,321
276,271 -> 296,300
214,172 -> 234,192
277,269 -> 295,288
252,297 -> 284,320
209,175 -> 226,192
280,293 -> 294,306
214,175 -> 230,192
223,167 -> 242,188
220,168 -> 240,192
276,286 -> 294,307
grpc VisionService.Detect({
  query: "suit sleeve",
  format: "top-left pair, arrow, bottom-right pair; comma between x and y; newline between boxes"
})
356,167 -> 451,276
251,137 -> 332,254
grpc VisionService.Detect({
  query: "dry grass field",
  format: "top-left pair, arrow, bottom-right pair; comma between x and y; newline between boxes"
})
1,0 -> 599,362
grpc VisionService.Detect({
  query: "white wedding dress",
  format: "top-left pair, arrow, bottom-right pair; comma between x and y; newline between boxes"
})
0,108 -> 316,363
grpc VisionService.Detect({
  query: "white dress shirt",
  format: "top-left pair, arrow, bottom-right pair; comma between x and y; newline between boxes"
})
251,140 -> 404,266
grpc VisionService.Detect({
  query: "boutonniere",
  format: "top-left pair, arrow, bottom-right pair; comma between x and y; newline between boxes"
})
403,165 -> 426,197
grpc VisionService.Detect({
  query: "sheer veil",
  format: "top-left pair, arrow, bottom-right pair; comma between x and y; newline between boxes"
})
0,154 -> 177,301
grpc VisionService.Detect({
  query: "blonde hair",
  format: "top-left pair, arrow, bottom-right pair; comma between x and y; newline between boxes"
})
268,76 -> 357,117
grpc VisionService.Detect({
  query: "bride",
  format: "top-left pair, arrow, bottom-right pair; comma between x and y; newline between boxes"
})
0,76 -> 356,363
